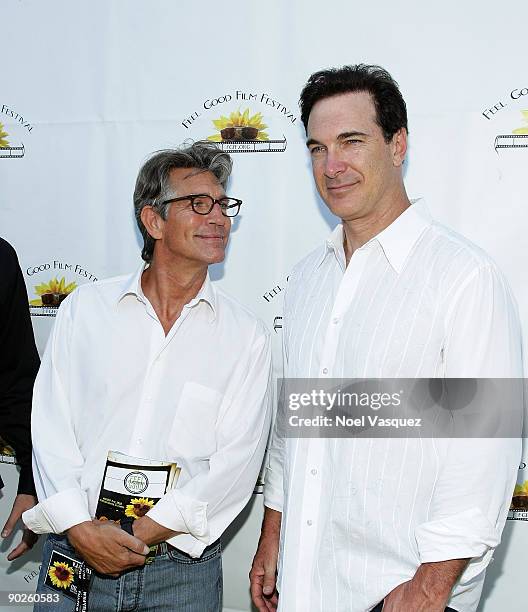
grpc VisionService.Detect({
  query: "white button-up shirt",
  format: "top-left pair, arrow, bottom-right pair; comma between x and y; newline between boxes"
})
24,264 -> 272,558
264,200 -> 522,611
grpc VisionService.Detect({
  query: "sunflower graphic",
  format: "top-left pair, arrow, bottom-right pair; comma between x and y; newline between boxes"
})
30,277 -> 77,307
208,108 -> 269,142
512,110 -> 528,135
48,561 -> 75,589
511,480 -> 528,509
0,122 -> 9,148
0,436 -> 14,456
125,497 -> 155,519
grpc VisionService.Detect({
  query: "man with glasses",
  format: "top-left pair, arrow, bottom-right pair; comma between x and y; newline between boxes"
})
24,141 -> 272,611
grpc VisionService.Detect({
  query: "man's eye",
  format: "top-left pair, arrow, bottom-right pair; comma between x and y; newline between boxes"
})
345,139 -> 361,145
309,146 -> 325,155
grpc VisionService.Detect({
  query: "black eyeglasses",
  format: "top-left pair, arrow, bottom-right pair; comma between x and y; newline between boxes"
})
160,194 -> 242,217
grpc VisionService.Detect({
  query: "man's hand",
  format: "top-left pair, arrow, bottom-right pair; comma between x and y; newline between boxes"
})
67,520 -> 150,576
250,507 -> 281,612
1,493 -> 39,561
382,559 -> 469,612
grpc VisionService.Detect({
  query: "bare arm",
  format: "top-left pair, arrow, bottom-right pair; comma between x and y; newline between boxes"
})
250,507 -> 281,612
383,558 -> 469,612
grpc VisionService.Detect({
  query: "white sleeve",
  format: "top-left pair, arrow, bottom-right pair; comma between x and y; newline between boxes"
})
23,291 -> 92,534
415,263 -> 523,582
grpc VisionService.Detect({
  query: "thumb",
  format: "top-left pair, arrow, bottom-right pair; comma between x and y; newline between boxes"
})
262,565 -> 276,596
122,532 -> 150,556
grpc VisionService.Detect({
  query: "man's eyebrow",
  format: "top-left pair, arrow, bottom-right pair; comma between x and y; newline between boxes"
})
338,131 -> 368,139
306,138 -> 322,148
306,131 -> 370,147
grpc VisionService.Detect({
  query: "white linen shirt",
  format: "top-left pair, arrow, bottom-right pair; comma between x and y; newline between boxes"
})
264,200 -> 522,612
24,264 -> 272,558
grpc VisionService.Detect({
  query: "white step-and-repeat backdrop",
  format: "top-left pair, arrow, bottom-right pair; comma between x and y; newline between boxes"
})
1,1 -> 527,610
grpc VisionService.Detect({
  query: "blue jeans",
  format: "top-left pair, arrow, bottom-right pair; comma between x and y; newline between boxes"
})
35,533 -> 222,612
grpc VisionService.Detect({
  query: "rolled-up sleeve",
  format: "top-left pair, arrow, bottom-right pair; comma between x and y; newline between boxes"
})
23,291 -> 92,534
147,328 -> 273,557
415,263 -> 523,582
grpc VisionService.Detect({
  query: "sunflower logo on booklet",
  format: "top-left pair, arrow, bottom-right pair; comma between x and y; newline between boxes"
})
180,89 -> 298,153
125,497 -> 155,519
48,561 -> 75,590
44,550 -> 85,600
26,260 -> 98,318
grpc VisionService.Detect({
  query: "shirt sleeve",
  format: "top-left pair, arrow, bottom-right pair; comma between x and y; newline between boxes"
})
22,290 -> 92,534
415,263 -> 523,583
0,239 -> 40,496
147,326 -> 273,558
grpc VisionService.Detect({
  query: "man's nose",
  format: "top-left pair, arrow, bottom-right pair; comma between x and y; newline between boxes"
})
324,152 -> 347,179
207,201 -> 227,224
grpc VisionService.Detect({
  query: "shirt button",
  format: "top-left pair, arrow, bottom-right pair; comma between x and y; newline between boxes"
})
332,317 -> 340,324
307,520 -> 313,526
137,438 -> 143,445
311,469 -> 318,475
322,368 -> 328,375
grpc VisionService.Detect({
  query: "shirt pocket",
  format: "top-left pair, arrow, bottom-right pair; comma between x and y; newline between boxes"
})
167,382 -> 223,460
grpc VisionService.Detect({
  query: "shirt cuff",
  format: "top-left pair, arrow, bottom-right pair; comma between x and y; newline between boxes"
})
263,466 -> 283,512
416,507 -> 499,581
22,488 -> 91,534
147,490 -> 209,544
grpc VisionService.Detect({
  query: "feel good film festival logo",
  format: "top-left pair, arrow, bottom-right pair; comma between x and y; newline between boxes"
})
181,89 -> 298,153
26,260 -> 98,318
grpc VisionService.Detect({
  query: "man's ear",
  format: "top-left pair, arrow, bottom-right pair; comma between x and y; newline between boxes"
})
391,128 -> 408,167
140,206 -> 164,240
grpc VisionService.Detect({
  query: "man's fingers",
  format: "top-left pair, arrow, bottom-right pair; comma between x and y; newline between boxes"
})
115,529 -> 149,556
125,549 -> 148,568
7,540 -> 30,561
1,507 -> 19,538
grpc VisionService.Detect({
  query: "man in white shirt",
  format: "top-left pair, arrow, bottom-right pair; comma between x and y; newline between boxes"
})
250,65 -> 522,612
24,141 -> 272,611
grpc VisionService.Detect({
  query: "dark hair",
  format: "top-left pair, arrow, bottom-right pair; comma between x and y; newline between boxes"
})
299,64 -> 408,142
133,141 -> 232,262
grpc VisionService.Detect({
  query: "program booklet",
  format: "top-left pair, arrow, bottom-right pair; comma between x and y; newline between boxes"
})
95,451 -> 181,561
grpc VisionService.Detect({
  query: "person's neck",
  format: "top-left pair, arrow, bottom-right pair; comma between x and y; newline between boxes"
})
343,191 -> 411,265
141,258 -> 207,335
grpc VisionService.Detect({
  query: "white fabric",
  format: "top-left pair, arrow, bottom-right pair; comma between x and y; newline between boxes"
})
23,263 -> 272,558
264,199 -> 523,611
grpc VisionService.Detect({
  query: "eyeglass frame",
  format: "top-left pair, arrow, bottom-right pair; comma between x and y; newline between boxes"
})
158,193 -> 242,217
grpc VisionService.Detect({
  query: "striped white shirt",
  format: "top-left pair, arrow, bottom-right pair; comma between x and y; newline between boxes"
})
264,199 -> 522,612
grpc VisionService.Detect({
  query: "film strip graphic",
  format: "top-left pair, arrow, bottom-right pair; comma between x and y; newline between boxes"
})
29,305 -> 59,317
494,134 -> 528,151
0,144 -> 25,158
218,136 -> 287,153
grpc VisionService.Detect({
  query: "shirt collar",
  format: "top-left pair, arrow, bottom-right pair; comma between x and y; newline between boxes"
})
318,198 -> 432,274
117,262 -> 217,322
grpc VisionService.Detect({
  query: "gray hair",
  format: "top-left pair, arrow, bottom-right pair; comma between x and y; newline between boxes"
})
134,141 -> 233,262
